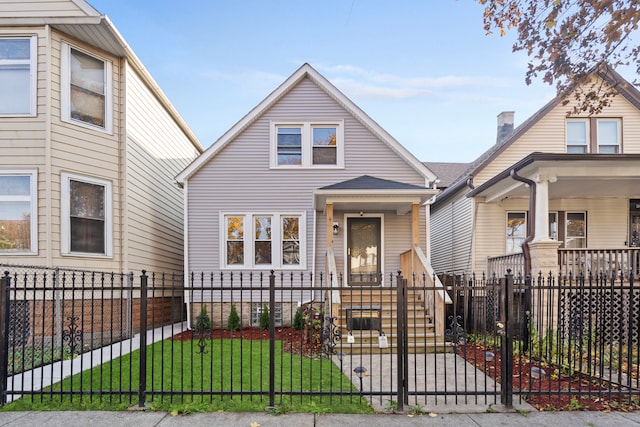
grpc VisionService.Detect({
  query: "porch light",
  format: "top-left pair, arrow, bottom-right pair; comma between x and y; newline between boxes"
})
333,222 -> 339,235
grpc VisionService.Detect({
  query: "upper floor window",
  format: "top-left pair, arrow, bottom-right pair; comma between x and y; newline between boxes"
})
506,211 -> 526,254
223,212 -> 304,269
566,118 -> 621,154
0,36 -> 36,116
61,173 -> 112,257
0,170 -> 37,254
597,119 -> 620,153
271,121 -> 344,168
61,43 -> 112,133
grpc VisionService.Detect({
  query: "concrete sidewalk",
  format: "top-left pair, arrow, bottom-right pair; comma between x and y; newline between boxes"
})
0,410 -> 639,427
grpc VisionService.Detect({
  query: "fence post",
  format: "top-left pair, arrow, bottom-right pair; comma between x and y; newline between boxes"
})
138,270 -> 148,408
500,270 -> 514,408
0,272 -> 10,405
396,271 -> 408,410
268,270 -> 276,408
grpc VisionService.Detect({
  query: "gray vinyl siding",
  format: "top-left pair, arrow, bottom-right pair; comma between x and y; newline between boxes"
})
186,77 -> 427,280
431,189 -> 473,275
125,65 -> 198,273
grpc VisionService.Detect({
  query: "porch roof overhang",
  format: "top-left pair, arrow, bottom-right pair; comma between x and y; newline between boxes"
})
313,175 -> 439,215
468,153 -> 640,203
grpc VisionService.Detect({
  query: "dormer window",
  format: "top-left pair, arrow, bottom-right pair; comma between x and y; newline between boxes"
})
271,121 -> 344,168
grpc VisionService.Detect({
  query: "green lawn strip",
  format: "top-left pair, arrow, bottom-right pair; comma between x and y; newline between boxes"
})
2,339 -> 373,414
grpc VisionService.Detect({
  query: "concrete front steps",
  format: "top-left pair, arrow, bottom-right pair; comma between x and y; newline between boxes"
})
333,288 -> 450,355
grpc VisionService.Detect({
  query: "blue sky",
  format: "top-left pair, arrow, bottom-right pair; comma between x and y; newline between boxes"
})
87,0 -> 630,163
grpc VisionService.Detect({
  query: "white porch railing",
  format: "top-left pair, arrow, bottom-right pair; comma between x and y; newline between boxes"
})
487,252 -> 526,278
558,248 -> 640,278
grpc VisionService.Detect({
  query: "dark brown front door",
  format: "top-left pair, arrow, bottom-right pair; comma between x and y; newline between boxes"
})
347,217 -> 381,286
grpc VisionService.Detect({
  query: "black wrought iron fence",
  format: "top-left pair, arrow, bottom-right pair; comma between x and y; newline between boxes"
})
0,265 -> 638,412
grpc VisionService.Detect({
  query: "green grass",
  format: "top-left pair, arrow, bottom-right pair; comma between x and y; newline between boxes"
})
2,339 -> 373,414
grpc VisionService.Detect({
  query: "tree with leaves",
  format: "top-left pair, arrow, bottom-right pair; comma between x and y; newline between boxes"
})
481,0 -> 640,114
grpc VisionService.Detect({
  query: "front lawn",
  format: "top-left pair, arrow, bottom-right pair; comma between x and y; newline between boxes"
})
3,338 -> 373,414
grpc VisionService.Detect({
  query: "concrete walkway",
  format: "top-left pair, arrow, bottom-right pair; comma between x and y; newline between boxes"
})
0,410 -> 639,427
5,322 -> 188,402
334,352 -> 534,413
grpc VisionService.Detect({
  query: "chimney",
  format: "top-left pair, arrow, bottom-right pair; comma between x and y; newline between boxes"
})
496,111 -> 514,144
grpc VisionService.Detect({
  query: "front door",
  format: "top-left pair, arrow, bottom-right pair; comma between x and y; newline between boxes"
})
347,217 -> 381,285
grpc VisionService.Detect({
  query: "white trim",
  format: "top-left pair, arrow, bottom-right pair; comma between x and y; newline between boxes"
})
270,120 -> 345,169
0,169 -> 38,255
220,211 -> 307,270
343,213 -> 385,285
0,35 -> 37,117
60,42 -> 113,134
565,119 -> 589,153
596,118 -> 622,153
61,172 -> 113,257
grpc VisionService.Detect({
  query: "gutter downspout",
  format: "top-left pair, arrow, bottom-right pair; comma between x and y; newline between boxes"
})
509,169 -> 535,277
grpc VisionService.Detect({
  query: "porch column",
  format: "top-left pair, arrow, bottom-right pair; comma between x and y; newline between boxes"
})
529,173 -> 561,276
326,203 -> 334,249
532,173 -> 556,242
412,203 -> 420,248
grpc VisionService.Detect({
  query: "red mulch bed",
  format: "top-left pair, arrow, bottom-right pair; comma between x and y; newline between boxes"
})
458,342 -> 640,411
172,326 -> 324,357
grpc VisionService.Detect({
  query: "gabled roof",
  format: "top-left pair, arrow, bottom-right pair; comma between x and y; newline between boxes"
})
176,63 -> 437,185
432,64 -> 640,207
0,0 -> 204,154
320,175 -> 428,191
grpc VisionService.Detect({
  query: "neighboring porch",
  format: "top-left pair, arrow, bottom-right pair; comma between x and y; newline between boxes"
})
314,175 -> 451,354
469,153 -> 640,278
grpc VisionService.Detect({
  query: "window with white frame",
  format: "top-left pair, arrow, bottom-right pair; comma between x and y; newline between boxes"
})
61,43 -> 112,132
506,211 -> 526,254
566,120 -> 588,153
0,36 -> 36,116
271,121 -> 343,168
565,211 -> 586,248
597,119 -> 620,153
0,170 -> 37,254
61,173 -> 112,256
222,213 -> 304,269
566,118 -> 622,154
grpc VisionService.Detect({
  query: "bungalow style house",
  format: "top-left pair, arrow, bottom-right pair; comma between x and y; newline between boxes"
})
0,0 -> 203,274
430,64 -> 640,281
176,63 -> 450,351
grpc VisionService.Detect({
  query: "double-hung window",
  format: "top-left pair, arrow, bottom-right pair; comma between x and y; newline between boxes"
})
597,119 -> 620,153
0,36 -> 36,116
506,212 -> 526,254
0,170 -> 37,254
61,43 -> 112,132
566,118 -> 621,153
223,213 -> 304,269
272,121 -> 343,168
61,173 -> 112,257
566,120 -> 588,153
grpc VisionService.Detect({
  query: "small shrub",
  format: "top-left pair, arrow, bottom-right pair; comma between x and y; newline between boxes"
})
293,307 -> 304,330
227,304 -> 241,331
259,304 -> 270,330
195,305 -> 211,333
